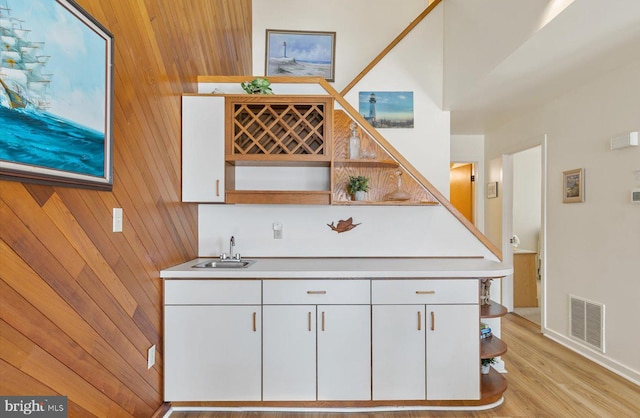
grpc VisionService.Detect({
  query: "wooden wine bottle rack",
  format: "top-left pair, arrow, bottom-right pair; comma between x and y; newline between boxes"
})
226,96 -> 332,163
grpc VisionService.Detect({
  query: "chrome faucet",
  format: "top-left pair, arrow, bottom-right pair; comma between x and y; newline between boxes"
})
229,235 -> 236,259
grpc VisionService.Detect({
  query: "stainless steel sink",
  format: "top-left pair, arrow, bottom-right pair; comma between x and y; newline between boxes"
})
192,259 -> 256,269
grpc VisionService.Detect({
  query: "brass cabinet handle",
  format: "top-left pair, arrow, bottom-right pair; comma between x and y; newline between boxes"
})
321,311 -> 325,331
216,179 -> 220,197
415,290 -> 436,295
308,312 -> 312,332
418,311 -> 422,331
307,290 -> 327,295
253,312 -> 257,332
431,311 -> 435,331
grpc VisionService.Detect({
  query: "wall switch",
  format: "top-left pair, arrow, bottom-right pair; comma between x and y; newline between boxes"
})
113,208 -> 123,232
147,345 -> 156,369
273,222 -> 283,239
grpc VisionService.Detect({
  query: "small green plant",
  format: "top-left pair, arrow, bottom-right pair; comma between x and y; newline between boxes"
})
240,77 -> 273,94
481,357 -> 497,367
348,175 -> 370,194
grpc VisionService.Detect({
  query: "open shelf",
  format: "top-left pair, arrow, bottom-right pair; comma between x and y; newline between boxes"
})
332,200 -> 439,206
334,159 -> 399,168
481,301 -> 508,318
481,335 -> 507,359
226,190 -> 331,205
480,368 -> 508,402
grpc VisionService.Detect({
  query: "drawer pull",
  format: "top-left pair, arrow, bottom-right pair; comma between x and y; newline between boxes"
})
415,290 -> 436,295
418,311 -> 422,331
321,311 -> 325,331
252,312 -> 257,332
431,311 -> 435,331
308,312 -> 312,331
307,290 -> 327,295
216,179 -> 220,196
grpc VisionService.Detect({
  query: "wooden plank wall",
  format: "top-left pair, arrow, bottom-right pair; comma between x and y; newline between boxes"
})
0,0 -> 252,416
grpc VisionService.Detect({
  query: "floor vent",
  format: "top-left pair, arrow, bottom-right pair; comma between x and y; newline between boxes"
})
570,295 -> 605,352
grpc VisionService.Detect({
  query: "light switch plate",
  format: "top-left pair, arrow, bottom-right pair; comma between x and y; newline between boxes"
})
113,208 -> 123,232
147,345 -> 156,369
273,222 -> 283,239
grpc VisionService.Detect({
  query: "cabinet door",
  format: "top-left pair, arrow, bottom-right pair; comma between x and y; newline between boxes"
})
317,305 -> 371,400
426,304 -> 480,400
182,95 -> 225,202
164,305 -> 261,401
263,305 -> 316,400
372,305 -> 426,400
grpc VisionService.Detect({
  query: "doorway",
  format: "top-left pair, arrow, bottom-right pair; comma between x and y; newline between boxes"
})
511,146 -> 542,326
450,163 -> 475,225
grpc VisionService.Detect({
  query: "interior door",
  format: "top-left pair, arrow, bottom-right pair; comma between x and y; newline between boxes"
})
450,163 -> 474,224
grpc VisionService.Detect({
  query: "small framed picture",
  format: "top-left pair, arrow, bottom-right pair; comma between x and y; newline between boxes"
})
265,29 -> 336,81
563,168 -> 585,203
487,182 -> 498,199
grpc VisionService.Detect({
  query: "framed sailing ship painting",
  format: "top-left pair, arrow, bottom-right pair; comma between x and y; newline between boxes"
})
0,0 -> 114,190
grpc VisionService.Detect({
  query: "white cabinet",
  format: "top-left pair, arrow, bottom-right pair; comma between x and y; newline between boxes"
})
371,280 -> 480,401
262,280 -> 371,401
181,95 -> 226,202
164,280 -> 261,401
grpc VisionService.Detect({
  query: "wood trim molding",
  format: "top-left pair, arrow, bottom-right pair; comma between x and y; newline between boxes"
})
339,0 -> 443,96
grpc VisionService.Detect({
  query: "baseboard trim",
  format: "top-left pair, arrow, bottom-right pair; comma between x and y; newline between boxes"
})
152,402 -> 172,418
165,398 -> 503,414
543,327 -> 640,385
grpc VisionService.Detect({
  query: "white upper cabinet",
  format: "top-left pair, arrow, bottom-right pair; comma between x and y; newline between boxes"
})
181,95 -> 225,202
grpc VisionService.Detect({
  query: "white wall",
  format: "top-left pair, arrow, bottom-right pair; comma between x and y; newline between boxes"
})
451,134 -> 485,232
484,56 -> 640,384
251,0 -> 429,91
513,146 -> 541,252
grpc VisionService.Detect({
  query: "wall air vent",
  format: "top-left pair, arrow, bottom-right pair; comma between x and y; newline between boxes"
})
569,295 -> 605,352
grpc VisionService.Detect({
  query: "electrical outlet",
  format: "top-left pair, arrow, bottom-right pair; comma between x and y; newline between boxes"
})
147,345 -> 156,369
113,208 -> 123,232
273,222 -> 283,239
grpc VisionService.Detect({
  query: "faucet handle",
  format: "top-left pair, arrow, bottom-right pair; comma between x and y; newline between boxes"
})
219,253 -> 229,261
233,253 -> 242,261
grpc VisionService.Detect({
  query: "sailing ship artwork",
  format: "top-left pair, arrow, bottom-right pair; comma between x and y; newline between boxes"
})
0,0 -> 113,189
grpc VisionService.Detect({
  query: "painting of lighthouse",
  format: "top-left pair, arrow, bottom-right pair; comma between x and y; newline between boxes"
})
359,91 -> 414,128
265,30 -> 336,81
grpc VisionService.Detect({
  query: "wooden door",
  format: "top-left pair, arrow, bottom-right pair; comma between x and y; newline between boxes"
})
450,163 -> 474,223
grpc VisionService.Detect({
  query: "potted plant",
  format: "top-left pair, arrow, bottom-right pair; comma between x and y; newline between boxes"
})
481,357 -> 497,374
348,175 -> 370,201
240,77 -> 274,94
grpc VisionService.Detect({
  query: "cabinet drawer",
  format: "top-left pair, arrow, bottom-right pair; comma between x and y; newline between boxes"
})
165,280 -> 261,305
263,280 -> 370,305
371,279 -> 478,304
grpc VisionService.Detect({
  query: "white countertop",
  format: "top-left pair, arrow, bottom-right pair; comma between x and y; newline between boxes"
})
160,257 -> 513,279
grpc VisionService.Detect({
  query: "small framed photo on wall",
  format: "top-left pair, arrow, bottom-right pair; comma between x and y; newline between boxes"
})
563,168 -> 585,203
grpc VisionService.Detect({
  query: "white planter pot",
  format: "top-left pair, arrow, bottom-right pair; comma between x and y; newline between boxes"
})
354,191 -> 366,201
481,364 -> 491,375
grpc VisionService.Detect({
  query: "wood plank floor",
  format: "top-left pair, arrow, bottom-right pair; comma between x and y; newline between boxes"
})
169,314 -> 640,417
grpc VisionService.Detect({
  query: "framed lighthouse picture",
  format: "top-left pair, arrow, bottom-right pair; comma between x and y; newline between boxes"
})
265,29 -> 336,82
358,91 -> 414,128
0,0 -> 114,190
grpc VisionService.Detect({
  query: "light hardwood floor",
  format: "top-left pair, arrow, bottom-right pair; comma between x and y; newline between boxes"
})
170,314 -> 640,417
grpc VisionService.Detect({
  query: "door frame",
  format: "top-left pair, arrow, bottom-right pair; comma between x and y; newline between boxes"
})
500,135 -> 547,330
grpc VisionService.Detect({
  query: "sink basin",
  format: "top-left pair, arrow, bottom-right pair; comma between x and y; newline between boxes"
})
192,259 -> 256,269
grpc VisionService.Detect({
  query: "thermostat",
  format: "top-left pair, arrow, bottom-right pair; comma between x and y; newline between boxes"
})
632,189 -> 640,204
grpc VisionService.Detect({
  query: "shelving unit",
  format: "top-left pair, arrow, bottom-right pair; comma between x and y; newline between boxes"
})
479,300 -> 508,401
331,111 -> 439,206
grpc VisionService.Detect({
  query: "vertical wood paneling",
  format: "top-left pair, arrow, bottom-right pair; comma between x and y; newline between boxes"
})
0,0 -> 252,416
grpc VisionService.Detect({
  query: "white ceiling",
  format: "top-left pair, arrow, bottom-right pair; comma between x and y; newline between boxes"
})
445,0 -> 640,134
